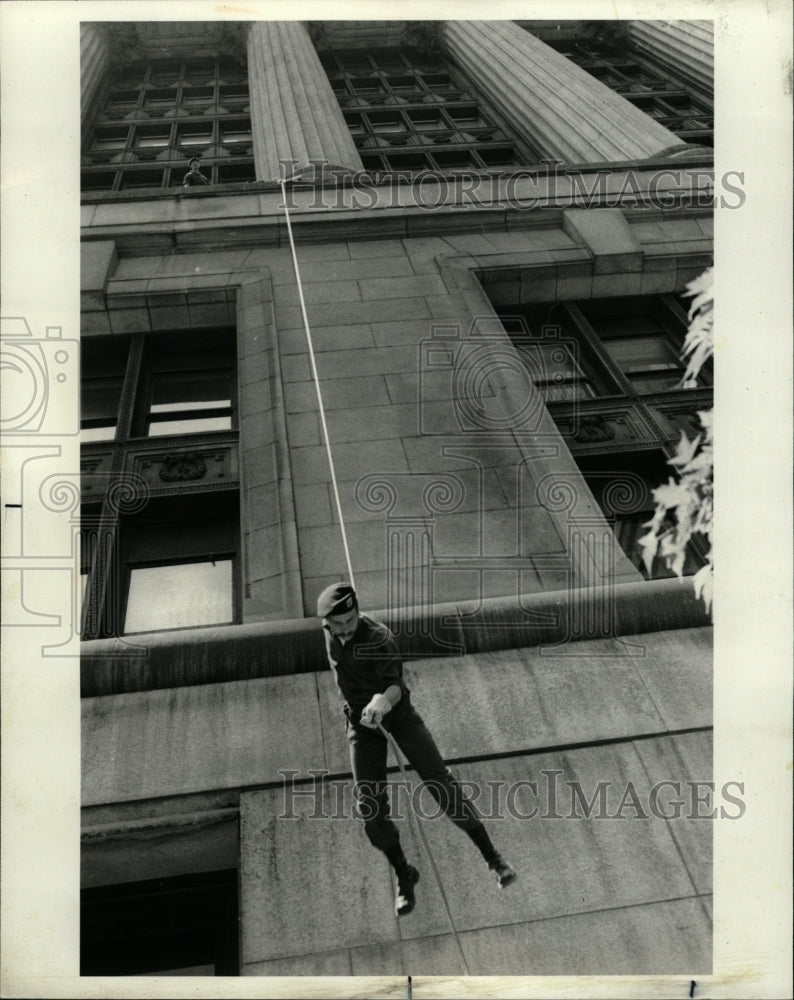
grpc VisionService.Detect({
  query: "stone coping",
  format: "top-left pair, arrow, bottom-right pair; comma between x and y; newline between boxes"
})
82,576 -> 710,697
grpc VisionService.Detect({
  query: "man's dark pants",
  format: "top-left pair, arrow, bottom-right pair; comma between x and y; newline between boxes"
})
346,698 -> 483,851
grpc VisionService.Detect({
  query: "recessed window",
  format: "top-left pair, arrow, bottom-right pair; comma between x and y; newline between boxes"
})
184,59 -> 216,85
578,450 -> 708,579
217,162 -> 256,183
92,127 -> 129,151
432,149 -> 474,168
368,112 -> 405,133
81,870 -> 239,976
144,89 -> 175,108
134,127 -> 171,148
80,335 -> 129,441
177,124 -> 213,147
408,109 -> 443,129
543,30 -> 713,146
323,46 -> 537,172
83,58 -> 251,191
80,329 -> 240,638
119,169 -> 165,190
501,294 -> 709,402
181,87 -> 214,107
220,120 -> 252,144
121,493 -> 238,635
490,280 -> 712,586
147,370 -> 234,436
107,90 -> 139,110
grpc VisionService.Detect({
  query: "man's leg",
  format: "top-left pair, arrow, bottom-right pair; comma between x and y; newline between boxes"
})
391,706 -> 517,887
348,721 -> 420,914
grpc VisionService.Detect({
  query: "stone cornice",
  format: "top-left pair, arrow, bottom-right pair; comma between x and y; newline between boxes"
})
82,576 -> 710,696
80,159 -> 715,256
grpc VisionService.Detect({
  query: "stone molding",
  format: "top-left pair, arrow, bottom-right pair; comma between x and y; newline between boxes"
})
82,576 -> 711,695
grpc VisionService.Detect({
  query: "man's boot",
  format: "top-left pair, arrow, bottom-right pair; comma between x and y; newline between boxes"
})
489,854 -> 517,888
394,863 -> 420,916
468,826 -> 517,888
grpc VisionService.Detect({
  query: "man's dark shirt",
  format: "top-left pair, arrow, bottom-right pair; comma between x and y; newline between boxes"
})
323,614 -> 409,713
183,170 -> 209,186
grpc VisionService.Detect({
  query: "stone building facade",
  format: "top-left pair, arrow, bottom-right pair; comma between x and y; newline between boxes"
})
80,20 -> 714,978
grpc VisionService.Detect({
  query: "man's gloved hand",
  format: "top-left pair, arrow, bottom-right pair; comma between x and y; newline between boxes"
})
360,692 -> 392,729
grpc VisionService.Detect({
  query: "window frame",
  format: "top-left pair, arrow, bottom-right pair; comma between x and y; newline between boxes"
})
79,328 -> 241,639
505,293 -> 711,408
544,33 -> 713,147
494,284 -> 713,582
320,46 -> 539,173
81,56 -> 254,193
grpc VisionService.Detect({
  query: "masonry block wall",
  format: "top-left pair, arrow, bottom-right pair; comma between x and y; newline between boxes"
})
82,622 -> 713,975
82,207 -> 712,620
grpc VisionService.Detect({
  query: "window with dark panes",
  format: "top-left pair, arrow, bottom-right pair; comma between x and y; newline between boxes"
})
80,329 -> 240,638
81,870 -> 239,976
81,57 -> 254,192
501,294 -> 710,403
578,451 -> 708,580
541,33 -> 713,147
495,291 -> 712,580
320,47 -> 540,173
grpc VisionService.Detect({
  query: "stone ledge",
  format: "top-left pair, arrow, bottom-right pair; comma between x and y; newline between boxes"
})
82,576 -> 710,697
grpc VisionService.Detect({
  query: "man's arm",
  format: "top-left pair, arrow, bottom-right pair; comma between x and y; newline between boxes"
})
382,683 -> 402,709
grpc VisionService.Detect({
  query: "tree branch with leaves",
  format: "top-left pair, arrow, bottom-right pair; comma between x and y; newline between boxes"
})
640,268 -> 714,614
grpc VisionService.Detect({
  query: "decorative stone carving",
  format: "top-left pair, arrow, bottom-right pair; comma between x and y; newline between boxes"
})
572,417 -> 615,444
159,452 -> 208,482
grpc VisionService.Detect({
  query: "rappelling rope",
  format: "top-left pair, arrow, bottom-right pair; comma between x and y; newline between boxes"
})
377,721 -> 472,976
277,176 -> 470,976
279,177 -> 356,590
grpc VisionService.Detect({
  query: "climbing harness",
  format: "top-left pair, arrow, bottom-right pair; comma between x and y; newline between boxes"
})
278,176 -> 471,975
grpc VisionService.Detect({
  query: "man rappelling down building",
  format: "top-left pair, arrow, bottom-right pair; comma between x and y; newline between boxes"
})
317,582 -> 517,917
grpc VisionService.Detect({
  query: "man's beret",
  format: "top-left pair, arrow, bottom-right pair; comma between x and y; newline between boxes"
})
316,583 -> 357,617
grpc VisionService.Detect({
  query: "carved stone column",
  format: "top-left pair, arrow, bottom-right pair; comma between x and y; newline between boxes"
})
81,24 -> 111,128
246,21 -> 364,180
440,21 -> 688,162
626,20 -> 714,98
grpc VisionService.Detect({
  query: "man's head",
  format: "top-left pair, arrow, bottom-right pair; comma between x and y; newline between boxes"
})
188,157 -> 202,171
317,583 -> 359,642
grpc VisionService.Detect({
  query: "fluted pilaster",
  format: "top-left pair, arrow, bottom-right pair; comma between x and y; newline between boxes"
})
441,21 -> 687,163
247,21 -> 364,180
626,20 -> 713,98
81,24 -> 111,128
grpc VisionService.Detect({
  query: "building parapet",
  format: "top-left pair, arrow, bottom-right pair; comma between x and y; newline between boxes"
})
82,576 -> 710,696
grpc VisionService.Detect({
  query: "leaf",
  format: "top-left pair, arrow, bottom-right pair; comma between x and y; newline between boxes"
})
651,480 -> 689,511
692,564 -> 713,616
638,527 -> 660,575
669,431 -> 702,468
639,267 -> 713,612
